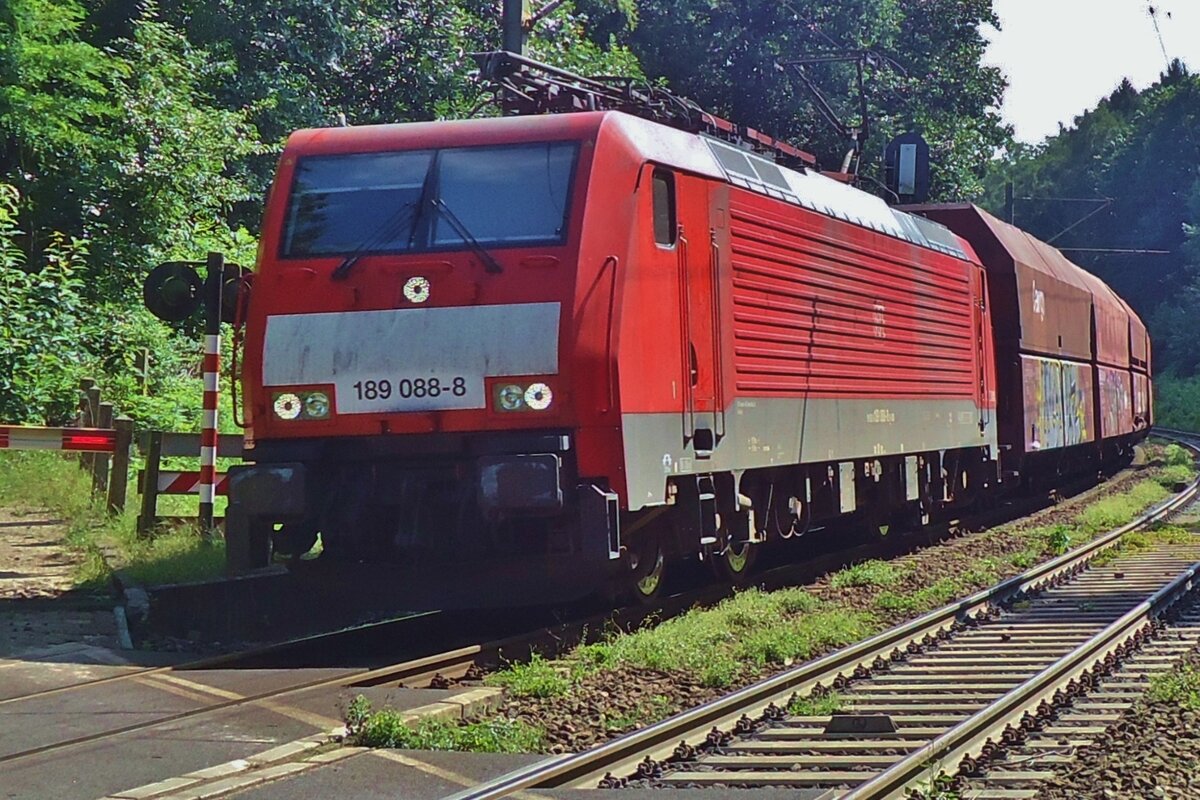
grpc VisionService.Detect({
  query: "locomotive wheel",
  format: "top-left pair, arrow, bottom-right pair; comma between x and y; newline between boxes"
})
766,488 -> 812,540
712,539 -> 757,584
272,523 -> 319,559
711,511 -> 758,585
620,533 -> 666,605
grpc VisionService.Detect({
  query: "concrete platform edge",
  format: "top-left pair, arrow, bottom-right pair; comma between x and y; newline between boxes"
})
100,686 -> 504,799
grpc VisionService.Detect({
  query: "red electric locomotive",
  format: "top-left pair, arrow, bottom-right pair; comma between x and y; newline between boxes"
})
227,105 -> 1004,602
225,60 -> 1147,605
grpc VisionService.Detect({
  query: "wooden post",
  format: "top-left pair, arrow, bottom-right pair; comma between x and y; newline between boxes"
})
137,431 -> 163,536
107,417 -> 134,514
92,402 -> 114,496
77,378 -> 96,469
86,386 -> 101,424
134,349 -> 150,396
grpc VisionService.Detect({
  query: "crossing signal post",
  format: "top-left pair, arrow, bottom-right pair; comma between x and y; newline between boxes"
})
143,252 -> 246,538
198,252 -> 224,536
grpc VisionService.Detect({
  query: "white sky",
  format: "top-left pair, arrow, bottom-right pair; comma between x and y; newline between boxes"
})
983,0 -> 1200,143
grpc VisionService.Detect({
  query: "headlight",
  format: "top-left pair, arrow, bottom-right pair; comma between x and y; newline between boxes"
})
497,384 -> 525,412
304,392 -> 330,419
524,382 -> 553,411
274,390 -> 332,420
273,392 -> 303,420
403,276 -> 430,304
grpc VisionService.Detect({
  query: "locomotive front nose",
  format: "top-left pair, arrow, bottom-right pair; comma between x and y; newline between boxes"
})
260,301 -> 562,422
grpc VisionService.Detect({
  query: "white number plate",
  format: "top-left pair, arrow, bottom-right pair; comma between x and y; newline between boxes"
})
336,374 -> 484,413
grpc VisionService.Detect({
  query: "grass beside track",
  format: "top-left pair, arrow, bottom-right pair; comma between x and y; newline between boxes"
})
344,695 -> 546,752
0,450 -> 226,588
346,446 -> 1196,754
1148,661 -> 1200,710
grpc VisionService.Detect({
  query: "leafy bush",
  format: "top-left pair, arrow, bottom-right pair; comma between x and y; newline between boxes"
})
1164,443 -> 1193,469
570,587 -> 869,688
788,691 -> 844,716
874,577 -> 962,614
1148,663 -> 1200,710
1041,522 -> 1070,554
734,608 -> 875,669
1156,464 -> 1195,489
0,184 -> 90,423
0,182 -> 227,430
1154,375 -> 1200,433
1074,481 -> 1169,535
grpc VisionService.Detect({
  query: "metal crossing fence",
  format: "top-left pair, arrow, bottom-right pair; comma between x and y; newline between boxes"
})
136,430 -> 243,535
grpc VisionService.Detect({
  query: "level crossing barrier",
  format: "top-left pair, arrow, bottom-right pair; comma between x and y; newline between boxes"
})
0,378 -> 247,532
0,422 -> 134,513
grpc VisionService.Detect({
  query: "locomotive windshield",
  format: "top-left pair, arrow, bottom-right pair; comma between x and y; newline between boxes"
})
281,141 -> 578,257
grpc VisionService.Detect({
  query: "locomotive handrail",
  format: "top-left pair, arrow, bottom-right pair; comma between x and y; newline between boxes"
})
709,229 -> 726,440
676,228 -> 695,441
601,255 -> 619,415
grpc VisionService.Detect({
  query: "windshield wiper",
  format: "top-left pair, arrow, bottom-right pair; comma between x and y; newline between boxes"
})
429,198 -> 504,274
331,201 -> 419,281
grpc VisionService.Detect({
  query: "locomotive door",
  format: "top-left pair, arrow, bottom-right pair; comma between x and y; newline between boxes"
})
676,174 -> 725,457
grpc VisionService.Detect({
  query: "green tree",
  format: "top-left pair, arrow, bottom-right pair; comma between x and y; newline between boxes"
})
85,14 -> 262,294
1,0 -> 259,299
0,1 -> 259,423
582,0 -> 1009,198
0,0 -> 120,266
982,62 -> 1200,381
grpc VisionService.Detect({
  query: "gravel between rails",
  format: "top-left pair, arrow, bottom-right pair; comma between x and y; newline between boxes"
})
1035,648 -> 1200,800
488,459 -> 1174,754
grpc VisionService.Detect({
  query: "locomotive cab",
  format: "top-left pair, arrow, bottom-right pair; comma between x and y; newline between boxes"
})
229,115 -> 618,588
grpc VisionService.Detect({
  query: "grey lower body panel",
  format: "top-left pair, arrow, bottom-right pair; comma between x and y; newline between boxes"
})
623,396 -> 998,508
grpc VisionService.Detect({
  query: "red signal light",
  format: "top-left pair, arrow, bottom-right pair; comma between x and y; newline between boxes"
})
62,433 -> 116,452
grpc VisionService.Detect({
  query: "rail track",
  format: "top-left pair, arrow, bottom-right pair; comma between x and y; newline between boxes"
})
448,430 -> 1200,800
0,439 -> 1176,786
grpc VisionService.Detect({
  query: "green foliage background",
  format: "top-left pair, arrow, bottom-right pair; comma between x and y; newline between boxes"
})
978,61 -> 1200,426
0,0 -> 1010,428
5,0 -> 1192,429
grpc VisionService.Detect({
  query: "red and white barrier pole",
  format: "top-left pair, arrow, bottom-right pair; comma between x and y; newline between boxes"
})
198,251 -> 224,536
0,426 -> 116,452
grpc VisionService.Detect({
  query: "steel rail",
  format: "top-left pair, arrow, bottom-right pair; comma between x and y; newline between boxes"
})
445,434 -> 1200,800
4,431 -> 1134,711
2,540 -> 910,764
842,551 -> 1200,799
0,620 -> 498,765
0,611 -> 441,708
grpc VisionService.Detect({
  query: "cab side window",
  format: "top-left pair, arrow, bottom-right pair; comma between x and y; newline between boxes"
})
652,169 -> 676,246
